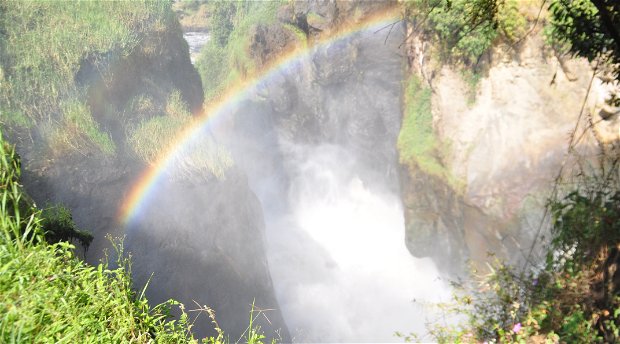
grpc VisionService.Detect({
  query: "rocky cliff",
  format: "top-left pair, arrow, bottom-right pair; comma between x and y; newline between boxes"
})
401,19 -> 620,271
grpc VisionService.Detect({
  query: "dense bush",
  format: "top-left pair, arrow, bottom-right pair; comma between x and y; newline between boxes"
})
412,177 -> 620,343
402,0 -> 526,64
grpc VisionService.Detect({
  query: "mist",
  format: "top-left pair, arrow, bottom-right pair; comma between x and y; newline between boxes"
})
265,144 -> 450,341
122,21 -> 453,342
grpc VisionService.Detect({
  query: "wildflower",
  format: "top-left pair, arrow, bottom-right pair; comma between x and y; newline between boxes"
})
512,322 -> 522,333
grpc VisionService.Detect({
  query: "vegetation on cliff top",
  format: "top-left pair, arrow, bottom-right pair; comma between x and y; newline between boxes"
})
0,1 -> 204,161
195,0 -> 307,104
0,1 -> 176,155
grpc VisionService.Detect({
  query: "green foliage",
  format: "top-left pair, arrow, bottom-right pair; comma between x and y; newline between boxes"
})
0,134 -> 194,342
198,42 -> 232,102
403,0 -> 526,64
550,189 -> 620,265
0,138 -> 42,251
60,99 -> 116,155
195,1 -> 282,104
128,91 -> 234,181
397,75 -> 463,190
128,112 -> 190,164
547,0 -> 620,82
398,76 -> 437,171
210,2 -> 239,47
0,1 -> 173,154
0,133 -> 268,343
166,90 -> 192,119
40,205 -> 93,249
419,181 -> 620,343
496,0 -> 527,43
283,24 -> 309,46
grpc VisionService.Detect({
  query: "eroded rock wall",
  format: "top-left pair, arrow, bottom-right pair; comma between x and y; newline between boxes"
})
402,22 -> 620,270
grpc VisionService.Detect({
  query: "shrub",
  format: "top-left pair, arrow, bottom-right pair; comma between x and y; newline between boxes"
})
40,205 -> 93,249
416,181 -> 620,343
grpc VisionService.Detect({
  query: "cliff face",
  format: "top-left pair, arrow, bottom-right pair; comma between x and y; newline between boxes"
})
401,22 -> 620,270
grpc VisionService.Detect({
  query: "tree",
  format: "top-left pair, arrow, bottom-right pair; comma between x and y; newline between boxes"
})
548,0 -> 620,84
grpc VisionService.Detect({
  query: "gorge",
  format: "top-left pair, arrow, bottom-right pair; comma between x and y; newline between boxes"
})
1,0 -> 619,342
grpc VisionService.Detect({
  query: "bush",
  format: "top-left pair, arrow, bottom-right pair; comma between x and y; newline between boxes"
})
403,0 -> 526,64
417,181 -> 620,343
40,205 -> 93,249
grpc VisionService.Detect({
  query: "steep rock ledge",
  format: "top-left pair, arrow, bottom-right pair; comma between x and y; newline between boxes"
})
401,21 -> 620,271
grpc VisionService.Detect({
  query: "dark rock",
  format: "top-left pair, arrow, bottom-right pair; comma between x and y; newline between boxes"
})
248,24 -> 297,67
126,168 -> 290,342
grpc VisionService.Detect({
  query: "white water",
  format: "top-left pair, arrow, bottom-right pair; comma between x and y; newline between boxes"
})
183,31 -> 209,64
265,145 -> 451,342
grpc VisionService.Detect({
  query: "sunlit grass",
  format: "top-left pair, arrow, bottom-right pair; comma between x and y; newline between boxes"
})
0,1 -> 172,155
128,90 -> 234,181
0,134 -> 269,343
195,1 -> 285,104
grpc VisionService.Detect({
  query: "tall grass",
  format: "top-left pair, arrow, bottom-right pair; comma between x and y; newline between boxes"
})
195,1 -> 286,104
0,133 -> 271,343
0,1 -> 173,155
0,134 -> 197,342
127,90 -> 234,181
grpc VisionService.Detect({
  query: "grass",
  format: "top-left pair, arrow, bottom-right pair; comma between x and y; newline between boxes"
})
0,133 -> 268,343
283,23 -> 308,45
0,1 -> 173,155
128,90 -> 234,181
0,134 -> 196,343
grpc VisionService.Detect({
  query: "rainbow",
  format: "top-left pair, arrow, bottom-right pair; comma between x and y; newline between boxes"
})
118,7 -> 402,226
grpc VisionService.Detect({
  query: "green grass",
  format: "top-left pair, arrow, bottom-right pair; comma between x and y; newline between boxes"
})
60,99 -> 116,155
0,134 -> 196,343
0,1 -> 173,155
283,24 -> 308,45
0,133 -> 266,343
128,90 -> 234,181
